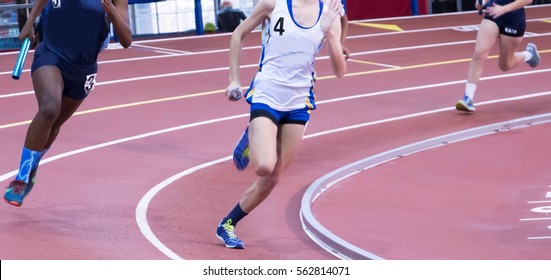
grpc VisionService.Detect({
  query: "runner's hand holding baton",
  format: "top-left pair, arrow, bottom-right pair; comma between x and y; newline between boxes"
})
226,87 -> 242,101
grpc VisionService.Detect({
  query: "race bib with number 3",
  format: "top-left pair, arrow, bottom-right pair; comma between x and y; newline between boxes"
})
84,73 -> 97,94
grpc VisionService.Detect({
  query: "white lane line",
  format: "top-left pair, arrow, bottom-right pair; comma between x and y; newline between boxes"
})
135,156 -> 230,260
527,236 -> 551,240
520,217 -> 551,221
131,43 -> 192,55
350,32 -> 551,57
0,114 -> 246,183
0,90 -> 34,99
527,201 -> 551,204
0,45 -> 260,75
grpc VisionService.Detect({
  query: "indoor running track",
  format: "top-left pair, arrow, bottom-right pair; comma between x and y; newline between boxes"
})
0,6 -> 550,260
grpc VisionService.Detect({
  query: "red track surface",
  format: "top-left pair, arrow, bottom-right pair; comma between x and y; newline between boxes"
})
0,6 -> 550,260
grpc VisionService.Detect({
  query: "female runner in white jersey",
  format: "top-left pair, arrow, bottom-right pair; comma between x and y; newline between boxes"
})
216,0 -> 346,249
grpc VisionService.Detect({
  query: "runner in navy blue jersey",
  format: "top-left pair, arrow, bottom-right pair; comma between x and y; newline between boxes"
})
455,0 -> 540,112
4,0 -> 132,207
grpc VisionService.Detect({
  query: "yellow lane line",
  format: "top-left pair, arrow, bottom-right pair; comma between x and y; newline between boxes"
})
354,23 -> 404,32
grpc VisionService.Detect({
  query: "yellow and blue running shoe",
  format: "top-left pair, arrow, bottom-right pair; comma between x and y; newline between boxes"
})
216,218 -> 244,249
233,126 -> 250,170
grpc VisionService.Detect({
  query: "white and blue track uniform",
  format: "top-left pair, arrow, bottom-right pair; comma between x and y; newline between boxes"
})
245,0 -> 326,120
31,0 -> 110,100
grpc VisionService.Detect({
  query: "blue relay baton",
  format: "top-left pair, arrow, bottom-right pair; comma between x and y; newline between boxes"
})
12,38 -> 31,80
478,0 -> 483,15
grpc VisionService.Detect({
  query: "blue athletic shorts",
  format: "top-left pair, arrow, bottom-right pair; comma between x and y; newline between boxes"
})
31,44 -> 98,100
250,103 -> 311,125
484,10 -> 526,37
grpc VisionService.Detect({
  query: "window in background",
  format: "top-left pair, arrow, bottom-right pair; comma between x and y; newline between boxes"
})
130,0 -> 254,36
0,0 -> 25,49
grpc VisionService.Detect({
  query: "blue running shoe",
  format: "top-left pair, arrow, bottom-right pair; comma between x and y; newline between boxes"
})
233,126 -> 250,170
216,219 -> 245,249
526,43 -> 540,68
456,94 -> 475,112
4,180 -> 28,207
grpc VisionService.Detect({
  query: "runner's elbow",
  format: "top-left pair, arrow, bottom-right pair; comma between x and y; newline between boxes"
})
334,66 -> 347,78
120,41 -> 132,48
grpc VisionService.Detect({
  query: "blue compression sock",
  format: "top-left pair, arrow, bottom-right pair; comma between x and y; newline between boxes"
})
15,147 -> 43,183
39,148 -> 49,165
35,148 -> 48,170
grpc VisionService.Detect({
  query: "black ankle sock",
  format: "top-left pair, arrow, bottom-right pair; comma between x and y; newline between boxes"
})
224,203 -> 248,226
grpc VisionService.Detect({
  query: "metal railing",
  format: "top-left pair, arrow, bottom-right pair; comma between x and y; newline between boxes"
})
0,3 -> 33,11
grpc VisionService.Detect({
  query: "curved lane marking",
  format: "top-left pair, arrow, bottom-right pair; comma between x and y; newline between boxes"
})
300,114 -> 551,260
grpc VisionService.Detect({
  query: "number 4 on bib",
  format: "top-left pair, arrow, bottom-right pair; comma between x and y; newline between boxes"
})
274,17 -> 285,36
